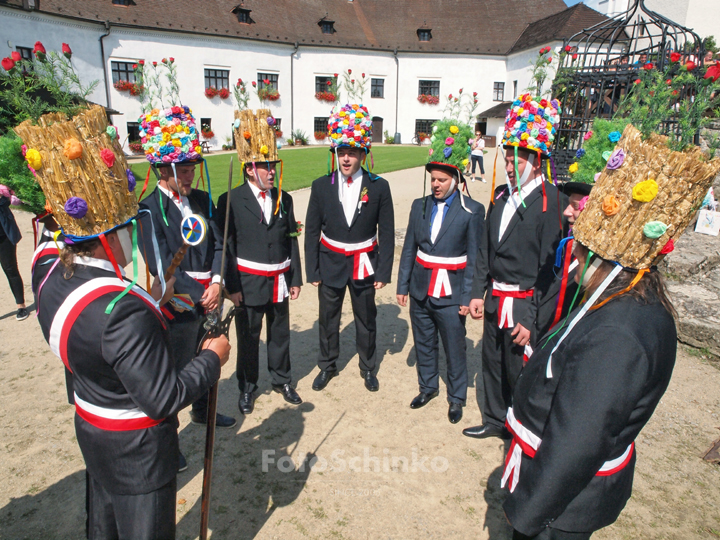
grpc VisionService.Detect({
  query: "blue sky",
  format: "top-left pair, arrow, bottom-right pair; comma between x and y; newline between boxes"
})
564,0 -> 584,5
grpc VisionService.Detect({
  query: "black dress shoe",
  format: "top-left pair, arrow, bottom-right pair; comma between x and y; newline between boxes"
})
410,390 -> 439,409
178,451 -> 188,473
238,392 -> 255,415
273,384 -> 302,405
312,370 -> 336,391
190,410 -> 238,428
360,370 -> 379,392
448,403 -> 463,424
462,424 -> 511,439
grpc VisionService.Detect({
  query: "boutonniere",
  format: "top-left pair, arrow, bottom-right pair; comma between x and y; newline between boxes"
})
358,187 -> 369,212
287,220 -> 303,237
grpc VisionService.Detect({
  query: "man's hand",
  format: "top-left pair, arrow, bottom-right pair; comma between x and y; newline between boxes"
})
202,334 -> 231,366
151,275 -> 175,306
311,281 -> 321,287
458,305 -> 470,316
469,298 -> 485,320
396,294 -> 408,307
511,323 -> 531,346
229,291 -> 243,306
200,282 -> 221,311
374,282 -> 387,290
290,286 -> 301,300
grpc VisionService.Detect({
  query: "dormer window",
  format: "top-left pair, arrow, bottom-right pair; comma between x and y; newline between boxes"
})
232,5 -> 253,24
417,28 -> 432,42
112,0 -> 135,5
319,17 -> 335,35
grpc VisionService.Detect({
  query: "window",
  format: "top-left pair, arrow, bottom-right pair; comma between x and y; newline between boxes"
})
513,80 -> 518,99
200,118 -> 212,131
318,19 -> 335,34
111,61 -> 136,83
371,78 -> 384,98
204,69 -> 229,90
274,118 -> 282,131
315,76 -> 335,93
493,82 -> 504,101
112,0 -> 136,5
314,117 -> 328,134
232,7 -> 253,24
16,46 -> 32,61
415,119 -> 436,136
417,29 -> 432,42
126,122 -> 140,142
418,80 -> 440,97
258,73 -> 278,91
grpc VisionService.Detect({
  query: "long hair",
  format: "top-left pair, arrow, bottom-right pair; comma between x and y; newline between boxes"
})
576,243 -> 677,319
59,239 -> 101,279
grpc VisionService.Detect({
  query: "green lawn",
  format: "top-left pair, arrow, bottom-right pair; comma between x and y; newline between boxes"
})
131,145 -> 427,201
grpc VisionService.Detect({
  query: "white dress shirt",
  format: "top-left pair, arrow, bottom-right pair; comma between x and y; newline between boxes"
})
248,181 -> 273,224
158,185 -> 192,218
498,176 -> 543,242
339,168 -> 364,226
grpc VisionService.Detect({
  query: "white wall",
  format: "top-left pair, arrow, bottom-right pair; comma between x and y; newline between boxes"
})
584,0 -> 630,17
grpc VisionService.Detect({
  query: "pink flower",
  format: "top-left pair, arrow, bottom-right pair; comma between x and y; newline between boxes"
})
445,137 -> 455,145
584,131 -> 593,140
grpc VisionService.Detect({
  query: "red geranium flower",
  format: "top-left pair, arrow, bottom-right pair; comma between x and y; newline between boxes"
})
162,58 -> 167,64
643,62 -> 654,70
572,53 -> 578,60
473,91 -> 477,96
169,57 -> 175,63
634,79 -> 641,85
139,59 -> 145,65
705,63 -> 720,82
564,45 -> 572,52
685,61 -> 696,71
62,43 -> 72,59
334,73 -> 338,77
1,57 -> 15,71
237,78 -> 243,85
362,73 -> 365,77
666,79 -> 672,84
33,41 -> 46,60
670,52 -> 681,63
133,64 -> 138,69
459,88 -> 463,93
351,79 -> 355,83
252,81 -> 257,87
152,61 -> 157,67
326,80 -> 331,85
11,51 -> 20,62
547,57 -> 552,63
263,78 -> 270,84
348,69 -> 352,74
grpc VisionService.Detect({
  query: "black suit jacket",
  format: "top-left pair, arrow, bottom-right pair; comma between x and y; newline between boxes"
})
139,187 -> 224,322
472,181 -> 566,330
397,194 -> 485,307
505,294 -> 677,536
305,169 -> 394,288
216,181 -> 302,307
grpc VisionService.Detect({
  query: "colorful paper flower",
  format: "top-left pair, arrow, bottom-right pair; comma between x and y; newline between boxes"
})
606,148 -> 625,170
660,238 -> 674,254
25,149 -> 42,170
260,145 -> 269,155
568,162 -> 579,174
643,221 -> 667,239
449,125 -> 459,134
443,147 -> 452,158
608,131 -> 622,143
100,148 -> 115,168
602,150 -> 612,162
575,148 -> 586,158
63,138 -> 83,160
445,137 -> 455,145
64,196 -> 88,219
584,131 -> 593,140
126,169 -> 136,192
602,195 -> 620,216
632,179 -> 659,202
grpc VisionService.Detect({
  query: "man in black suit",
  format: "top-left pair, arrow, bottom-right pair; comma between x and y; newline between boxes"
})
463,145 -> 564,439
217,160 -> 303,415
140,162 -> 237,446
396,160 -> 484,423
305,106 -> 394,392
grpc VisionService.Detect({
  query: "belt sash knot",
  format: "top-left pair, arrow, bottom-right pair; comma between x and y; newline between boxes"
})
501,407 -> 635,493
236,257 -> 291,303
320,232 -> 377,280
186,270 -> 212,289
415,250 -> 467,298
492,280 -> 534,329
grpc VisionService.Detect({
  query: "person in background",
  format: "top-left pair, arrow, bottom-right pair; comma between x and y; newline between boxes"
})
0,190 -> 28,320
470,130 -> 486,183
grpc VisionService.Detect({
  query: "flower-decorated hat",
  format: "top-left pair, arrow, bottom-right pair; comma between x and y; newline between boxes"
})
327,103 -> 373,151
14,104 -> 138,241
572,123 -> 720,269
426,119 -> 473,178
233,108 -> 279,163
502,93 -> 561,156
140,105 -> 202,165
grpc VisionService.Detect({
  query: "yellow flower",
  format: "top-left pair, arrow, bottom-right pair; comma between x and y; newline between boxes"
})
339,111 -> 346,117
260,145 -> 269,154
176,125 -> 183,133
25,148 -> 42,170
172,140 -> 181,147
184,127 -> 190,134
520,133 -> 529,141
356,112 -> 364,118
349,139 -> 356,146
162,133 -> 170,142
462,158 -> 469,167
632,179 -> 658,203
449,125 -> 459,134
568,162 -> 579,174
195,145 -> 203,153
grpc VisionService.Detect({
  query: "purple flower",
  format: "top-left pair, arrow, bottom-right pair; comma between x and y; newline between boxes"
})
606,148 -> 625,170
10,195 -> 21,206
64,196 -> 88,219
575,148 -> 586,159
126,169 -> 136,192
267,116 -> 276,126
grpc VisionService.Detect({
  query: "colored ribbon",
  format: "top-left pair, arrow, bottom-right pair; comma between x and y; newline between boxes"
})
105,219 -> 139,314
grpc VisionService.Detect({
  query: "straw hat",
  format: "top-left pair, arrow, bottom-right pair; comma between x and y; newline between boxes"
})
233,108 -> 279,163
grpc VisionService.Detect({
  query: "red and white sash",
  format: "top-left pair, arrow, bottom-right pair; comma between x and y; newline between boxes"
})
236,257 -> 291,303
492,280 -> 534,329
73,393 -> 163,431
415,250 -> 467,298
501,406 -> 634,493
186,270 -> 212,289
320,232 -> 376,280
31,238 -> 64,274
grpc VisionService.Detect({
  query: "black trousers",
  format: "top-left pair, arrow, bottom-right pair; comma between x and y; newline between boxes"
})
409,296 -> 468,404
0,235 -> 24,305
235,299 -> 291,393
513,528 -> 592,540
168,319 -> 208,414
317,281 -> 377,373
471,154 -> 485,175
86,472 -> 176,540
481,307 -> 525,428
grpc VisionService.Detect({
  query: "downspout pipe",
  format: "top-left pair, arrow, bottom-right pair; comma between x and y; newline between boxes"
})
99,21 -> 111,109
290,41 -> 299,135
393,48 -> 399,137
